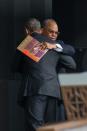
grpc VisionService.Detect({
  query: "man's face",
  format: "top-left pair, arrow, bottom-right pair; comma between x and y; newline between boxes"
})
42,22 -> 59,41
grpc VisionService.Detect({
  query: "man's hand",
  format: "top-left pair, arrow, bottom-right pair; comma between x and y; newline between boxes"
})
44,42 -> 56,49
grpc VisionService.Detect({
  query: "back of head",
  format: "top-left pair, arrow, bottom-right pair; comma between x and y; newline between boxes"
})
24,18 -> 41,35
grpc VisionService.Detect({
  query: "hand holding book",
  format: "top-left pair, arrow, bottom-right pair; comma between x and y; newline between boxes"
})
17,35 -> 49,62
17,35 -> 63,62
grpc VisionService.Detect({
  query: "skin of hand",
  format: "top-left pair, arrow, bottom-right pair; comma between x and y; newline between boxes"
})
44,42 -> 56,49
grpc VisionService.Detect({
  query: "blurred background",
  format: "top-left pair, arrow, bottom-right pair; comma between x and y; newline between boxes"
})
0,0 -> 87,131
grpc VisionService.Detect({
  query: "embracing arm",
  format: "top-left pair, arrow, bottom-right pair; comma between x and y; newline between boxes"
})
58,54 -> 76,70
56,40 -> 75,56
46,40 -> 75,56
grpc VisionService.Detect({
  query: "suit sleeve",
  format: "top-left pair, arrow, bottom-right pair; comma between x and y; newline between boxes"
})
56,40 -> 75,56
58,54 -> 76,70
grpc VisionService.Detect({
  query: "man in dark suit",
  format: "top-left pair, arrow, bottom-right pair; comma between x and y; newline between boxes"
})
13,18 -> 76,131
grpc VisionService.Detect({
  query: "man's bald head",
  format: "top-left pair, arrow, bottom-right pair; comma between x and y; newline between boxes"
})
43,19 -> 58,29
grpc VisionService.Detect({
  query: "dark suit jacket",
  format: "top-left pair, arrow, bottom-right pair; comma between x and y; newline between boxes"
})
12,33 -> 76,102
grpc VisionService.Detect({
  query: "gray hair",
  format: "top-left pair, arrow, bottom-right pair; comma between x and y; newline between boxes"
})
25,18 -> 41,33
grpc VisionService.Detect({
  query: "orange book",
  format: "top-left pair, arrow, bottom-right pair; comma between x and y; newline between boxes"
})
17,35 -> 48,62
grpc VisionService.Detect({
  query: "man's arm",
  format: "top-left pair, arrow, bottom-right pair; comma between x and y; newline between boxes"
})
43,40 -> 75,56
31,33 -> 75,56
56,40 -> 75,56
44,42 -> 76,71
58,54 -> 76,70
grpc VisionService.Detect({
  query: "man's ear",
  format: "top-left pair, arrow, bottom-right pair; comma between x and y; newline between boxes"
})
26,28 -> 29,34
24,27 -> 30,35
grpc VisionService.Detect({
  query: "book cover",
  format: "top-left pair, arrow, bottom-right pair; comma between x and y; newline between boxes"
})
17,35 -> 48,62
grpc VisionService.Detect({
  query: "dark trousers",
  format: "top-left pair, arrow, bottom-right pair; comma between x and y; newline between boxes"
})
24,95 -> 66,131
